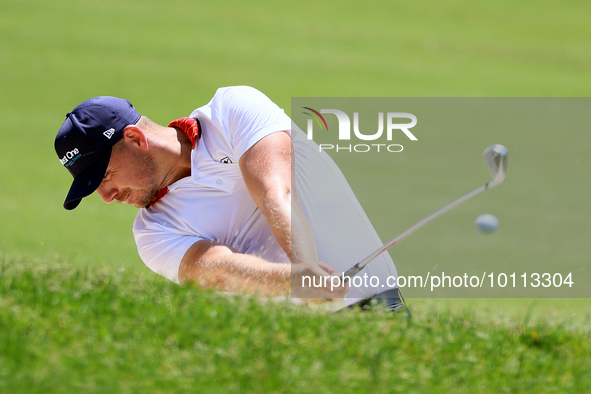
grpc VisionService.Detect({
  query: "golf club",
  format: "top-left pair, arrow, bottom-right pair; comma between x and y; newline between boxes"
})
343,144 -> 508,278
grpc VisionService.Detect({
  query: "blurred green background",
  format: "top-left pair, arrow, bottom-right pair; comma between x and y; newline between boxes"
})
0,0 -> 589,299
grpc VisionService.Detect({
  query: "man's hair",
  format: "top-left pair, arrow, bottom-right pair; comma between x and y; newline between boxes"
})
112,116 -> 163,153
136,116 -> 162,131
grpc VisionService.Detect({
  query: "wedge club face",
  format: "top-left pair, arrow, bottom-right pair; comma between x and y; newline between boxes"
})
483,144 -> 508,188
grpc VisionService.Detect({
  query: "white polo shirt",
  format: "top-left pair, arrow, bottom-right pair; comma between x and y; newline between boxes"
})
133,86 -> 398,301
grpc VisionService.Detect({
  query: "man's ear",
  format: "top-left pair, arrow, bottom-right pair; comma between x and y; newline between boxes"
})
122,125 -> 148,150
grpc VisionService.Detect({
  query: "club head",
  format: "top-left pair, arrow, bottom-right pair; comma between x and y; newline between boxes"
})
483,144 -> 508,188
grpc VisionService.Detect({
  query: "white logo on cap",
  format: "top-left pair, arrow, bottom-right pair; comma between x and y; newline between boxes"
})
103,128 -> 115,139
59,148 -> 81,167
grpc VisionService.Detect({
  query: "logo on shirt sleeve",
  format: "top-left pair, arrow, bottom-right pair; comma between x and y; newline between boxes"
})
220,157 -> 232,164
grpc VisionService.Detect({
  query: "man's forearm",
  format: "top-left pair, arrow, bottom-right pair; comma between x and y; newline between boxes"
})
257,186 -> 318,266
178,240 -> 348,299
286,197 -> 319,265
239,131 -> 319,266
179,241 -> 291,297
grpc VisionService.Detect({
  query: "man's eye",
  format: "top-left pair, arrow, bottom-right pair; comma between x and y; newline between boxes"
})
103,173 -> 111,181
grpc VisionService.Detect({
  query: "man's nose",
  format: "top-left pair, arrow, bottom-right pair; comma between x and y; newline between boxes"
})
96,182 -> 117,203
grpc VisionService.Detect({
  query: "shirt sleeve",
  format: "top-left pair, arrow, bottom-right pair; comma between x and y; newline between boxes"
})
133,213 -> 202,284
215,86 -> 292,159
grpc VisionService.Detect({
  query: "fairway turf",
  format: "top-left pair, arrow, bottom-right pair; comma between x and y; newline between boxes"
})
1,255 -> 590,393
0,0 -> 590,391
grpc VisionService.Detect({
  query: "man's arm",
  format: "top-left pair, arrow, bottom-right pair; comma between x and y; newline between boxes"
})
178,239 -> 345,298
178,240 -> 291,297
178,131 -> 347,298
238,131 -> 317,265
239,131 -> 348,298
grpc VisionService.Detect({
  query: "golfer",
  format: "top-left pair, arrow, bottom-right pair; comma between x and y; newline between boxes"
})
55,86 -> 402,308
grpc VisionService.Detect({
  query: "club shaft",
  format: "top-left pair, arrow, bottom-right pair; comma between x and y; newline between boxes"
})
344,182 -> 490,278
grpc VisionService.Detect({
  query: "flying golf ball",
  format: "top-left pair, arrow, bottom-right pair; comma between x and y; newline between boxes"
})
475,214 -> 499,233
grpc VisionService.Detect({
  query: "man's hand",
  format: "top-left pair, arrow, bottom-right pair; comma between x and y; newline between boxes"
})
291,260 -> 350,300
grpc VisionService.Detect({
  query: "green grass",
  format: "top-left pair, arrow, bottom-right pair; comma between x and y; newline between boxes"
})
0,0 -> 590,391
1,255 -> 590,393
1,0 -> 590,266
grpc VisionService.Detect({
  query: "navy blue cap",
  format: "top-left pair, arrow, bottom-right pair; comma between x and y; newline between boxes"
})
55,96 -> 141,210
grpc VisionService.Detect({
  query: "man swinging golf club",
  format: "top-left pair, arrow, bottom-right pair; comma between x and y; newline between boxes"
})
54,86 -> 403,309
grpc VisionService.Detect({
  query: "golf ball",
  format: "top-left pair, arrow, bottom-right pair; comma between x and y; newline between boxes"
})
475,214 -> 499,233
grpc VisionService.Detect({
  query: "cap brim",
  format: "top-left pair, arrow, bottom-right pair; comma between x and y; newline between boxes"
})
63,151 -> 112,210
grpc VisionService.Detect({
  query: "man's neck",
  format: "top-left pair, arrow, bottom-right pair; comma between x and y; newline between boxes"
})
158,126 -> 193,189
145,118 -> 201,208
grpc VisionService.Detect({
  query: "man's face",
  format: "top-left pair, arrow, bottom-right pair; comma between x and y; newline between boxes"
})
96,141 -> 160,208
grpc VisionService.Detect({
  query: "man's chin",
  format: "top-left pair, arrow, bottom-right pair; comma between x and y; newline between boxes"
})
116,194 -> 151,208
134,191 -> 160,208
132,198 -> 152,209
